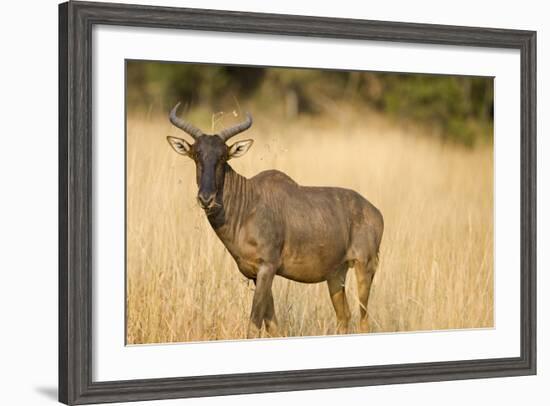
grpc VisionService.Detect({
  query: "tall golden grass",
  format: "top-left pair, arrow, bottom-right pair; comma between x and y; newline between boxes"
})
126,108 -> 493,344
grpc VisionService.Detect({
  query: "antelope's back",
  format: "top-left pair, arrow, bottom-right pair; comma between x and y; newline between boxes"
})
250,170 -> 379,281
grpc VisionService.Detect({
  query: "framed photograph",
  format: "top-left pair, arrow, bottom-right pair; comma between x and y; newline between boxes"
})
59,1 -> 536,404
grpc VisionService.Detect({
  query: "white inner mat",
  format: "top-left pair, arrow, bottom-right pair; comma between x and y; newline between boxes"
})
92,25 -> 521,381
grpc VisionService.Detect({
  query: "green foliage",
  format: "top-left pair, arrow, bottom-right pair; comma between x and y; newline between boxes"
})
126,61 -> 265,110
375,73 -> 493,146
127,61 -> 493,146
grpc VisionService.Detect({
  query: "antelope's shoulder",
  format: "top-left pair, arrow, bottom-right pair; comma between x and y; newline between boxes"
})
250,169 -> 299,188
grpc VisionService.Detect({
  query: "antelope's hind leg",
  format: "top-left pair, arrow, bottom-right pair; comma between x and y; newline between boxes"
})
263,290 -> 279,337
327,265 -> 351,335
355,256 -> 378,333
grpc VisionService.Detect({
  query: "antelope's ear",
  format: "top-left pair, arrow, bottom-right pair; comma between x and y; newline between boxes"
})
228,139 -> 253,159
167,136 -> 192,156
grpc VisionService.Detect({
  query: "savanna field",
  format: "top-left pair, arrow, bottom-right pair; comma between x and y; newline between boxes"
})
126,107 -> 493,344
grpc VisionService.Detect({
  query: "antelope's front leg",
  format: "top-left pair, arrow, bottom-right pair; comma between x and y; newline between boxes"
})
247,264 -> 276,338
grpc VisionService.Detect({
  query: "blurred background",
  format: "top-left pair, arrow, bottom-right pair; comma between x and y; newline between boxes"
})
125,60 -> 494,344
127,60 -> 493,147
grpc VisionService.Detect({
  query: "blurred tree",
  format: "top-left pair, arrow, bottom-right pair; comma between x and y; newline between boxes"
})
375,73 -> 493,146
126,61 -> 493,146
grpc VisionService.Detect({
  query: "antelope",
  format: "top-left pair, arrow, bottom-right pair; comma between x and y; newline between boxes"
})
167,103 -> 384,338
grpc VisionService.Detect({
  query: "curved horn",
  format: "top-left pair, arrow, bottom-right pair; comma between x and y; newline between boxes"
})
218,112 -> 253,142
169,102 -> 203,140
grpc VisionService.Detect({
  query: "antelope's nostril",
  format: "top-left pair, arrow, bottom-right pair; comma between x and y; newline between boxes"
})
197,193 -> 215,208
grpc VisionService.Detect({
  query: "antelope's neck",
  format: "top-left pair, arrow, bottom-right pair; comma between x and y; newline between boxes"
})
206,164 -> 252,236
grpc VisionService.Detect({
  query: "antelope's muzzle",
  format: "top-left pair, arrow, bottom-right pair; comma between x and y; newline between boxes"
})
197,192 -> 217,210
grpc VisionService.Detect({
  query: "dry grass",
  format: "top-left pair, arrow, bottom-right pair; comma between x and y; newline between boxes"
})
126,108 -> 493,344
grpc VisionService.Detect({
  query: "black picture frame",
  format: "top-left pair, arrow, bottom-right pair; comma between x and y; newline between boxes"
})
59,1 -> 537,404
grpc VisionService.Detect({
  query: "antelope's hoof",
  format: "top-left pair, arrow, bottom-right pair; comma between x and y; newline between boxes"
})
246,323 -> 262,339
265,322 -> 280,338
359,318 -> 370,333
336,323 -> 350,335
